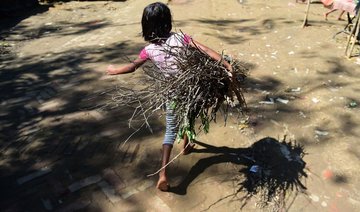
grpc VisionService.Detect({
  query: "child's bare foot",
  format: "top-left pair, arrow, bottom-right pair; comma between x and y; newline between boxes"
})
157,175 -> 169,191
324,13 -> 328,21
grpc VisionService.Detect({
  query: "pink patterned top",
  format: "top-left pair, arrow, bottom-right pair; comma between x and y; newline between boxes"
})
139,33 -> 192,76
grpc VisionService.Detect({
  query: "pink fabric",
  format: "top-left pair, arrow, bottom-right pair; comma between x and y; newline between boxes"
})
321,0 -> 334,6
138,33 -> 192,76
183,34 -> 192,44
333,0 -> 356,14
139,48 -> 148,60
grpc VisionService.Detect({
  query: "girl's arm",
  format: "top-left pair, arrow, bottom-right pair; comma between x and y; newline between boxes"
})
189,40 -> 233,73
107,58 -> 147,75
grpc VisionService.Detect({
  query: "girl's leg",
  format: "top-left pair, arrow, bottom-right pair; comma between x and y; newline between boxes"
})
337,10 -> 345,20
157,102 -> 176,191
324,9 -> 337,20
157,144 -> 172,191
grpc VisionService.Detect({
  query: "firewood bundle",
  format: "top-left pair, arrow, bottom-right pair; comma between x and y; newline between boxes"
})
112,42 -> 248,141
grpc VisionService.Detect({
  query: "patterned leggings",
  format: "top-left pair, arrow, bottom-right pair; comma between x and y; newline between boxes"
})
163,102 -> 178,145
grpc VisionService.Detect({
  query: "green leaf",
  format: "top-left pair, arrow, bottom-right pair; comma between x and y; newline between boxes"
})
170,101 -> 177,110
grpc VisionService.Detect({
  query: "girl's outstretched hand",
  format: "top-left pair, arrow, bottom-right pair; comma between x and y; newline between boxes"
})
106,59 -> 146,75
106,65 -> 117,75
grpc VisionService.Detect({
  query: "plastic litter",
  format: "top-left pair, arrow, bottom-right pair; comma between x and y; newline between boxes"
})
250,165 -> 260,173
348,101 -> 357,108
322,169 -> 333,180
315,130 -> 329,136
259,97 -> 274,104
312,97 -> 320,103
286,87 -> 301,93
276,98 -> 289,104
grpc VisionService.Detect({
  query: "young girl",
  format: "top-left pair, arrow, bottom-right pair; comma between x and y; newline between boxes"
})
107,2 -> 233,191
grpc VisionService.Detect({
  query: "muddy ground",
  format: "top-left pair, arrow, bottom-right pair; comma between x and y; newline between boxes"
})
1,0 -> 360,211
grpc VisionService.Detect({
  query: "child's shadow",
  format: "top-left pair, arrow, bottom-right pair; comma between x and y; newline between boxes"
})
170,137 -> 307,200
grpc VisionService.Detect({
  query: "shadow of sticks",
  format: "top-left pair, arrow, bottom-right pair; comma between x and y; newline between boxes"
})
171,137 -> 307,210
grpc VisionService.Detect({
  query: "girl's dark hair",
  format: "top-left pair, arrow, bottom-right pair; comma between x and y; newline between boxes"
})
141,2 -> 172,43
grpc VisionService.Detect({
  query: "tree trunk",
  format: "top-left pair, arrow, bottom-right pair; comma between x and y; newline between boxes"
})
302,0 -> 311,28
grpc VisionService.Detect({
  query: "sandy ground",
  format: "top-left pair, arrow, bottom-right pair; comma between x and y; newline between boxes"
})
1,0 -> 360,211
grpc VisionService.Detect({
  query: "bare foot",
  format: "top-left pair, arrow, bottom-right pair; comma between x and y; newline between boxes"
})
324,13 -> 328,21
157,175 -> 169,191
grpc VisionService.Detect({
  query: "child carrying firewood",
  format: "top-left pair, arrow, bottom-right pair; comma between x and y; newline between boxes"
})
106,2 -> 233,191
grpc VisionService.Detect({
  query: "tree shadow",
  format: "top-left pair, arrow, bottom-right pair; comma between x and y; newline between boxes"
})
170,137 -> 307,211
0,3 -> 50,33
0,19 -> 160,210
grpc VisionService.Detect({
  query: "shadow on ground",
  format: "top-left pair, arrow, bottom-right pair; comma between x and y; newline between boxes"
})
0,15 -> 162,211
171,137 -> 307,211
0,4 -> 50,33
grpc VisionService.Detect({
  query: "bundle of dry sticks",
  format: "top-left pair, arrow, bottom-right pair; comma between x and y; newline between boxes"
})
112,42 -> 248,141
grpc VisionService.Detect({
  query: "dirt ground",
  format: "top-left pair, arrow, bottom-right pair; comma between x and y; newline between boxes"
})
1,0 -> 360,211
